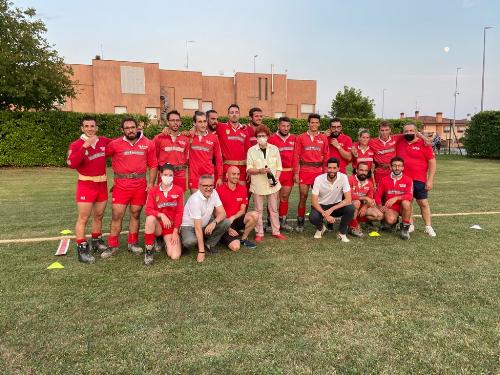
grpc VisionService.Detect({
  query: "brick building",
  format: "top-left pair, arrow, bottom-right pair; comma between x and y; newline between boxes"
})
61,58 -> 317,120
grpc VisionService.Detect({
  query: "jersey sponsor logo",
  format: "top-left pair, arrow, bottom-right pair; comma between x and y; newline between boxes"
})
278,146 -> 294,151
88,152 -> 105,160
123,150 -> 145,156
191,145 -> 210,152
316,140 -> 324,144
205,140 -> 213,145
387,189 -> 405,195
377,148 -> 395,155
158,202 -> 177,208
357,157 -> 373,162
80,196 -> 86,200
400,184 -> 406,187
164,146 -> 185,152
138,145 -> 148,150
171,194 -> 179,199
411,146 -> 421,151
304,146 -> 321,151
236,197 -> 243,201
227,136 -> 245,142
178,140 -> 187,146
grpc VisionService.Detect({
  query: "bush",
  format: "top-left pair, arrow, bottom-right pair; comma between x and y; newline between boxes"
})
0,110 -> 417,167
463,111 -> 500,159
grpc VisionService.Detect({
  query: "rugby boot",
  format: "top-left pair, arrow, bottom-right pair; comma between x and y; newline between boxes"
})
153,237 -> 164,253
348,226 -> 364,237
77,242 -> 95,264
144,245 -> 154,266
295,217 -> 305,233
279,216 -> 294,232
127,243 -> 143,255
90,237 -> 107,254
101,246 -> 119,259
400,223 -> 411,240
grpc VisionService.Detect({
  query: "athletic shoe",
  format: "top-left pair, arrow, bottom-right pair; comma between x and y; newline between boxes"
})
264,220 -> 273,233
240,239 -> 257,249
127,243 -> 143,255
279,217 -> 294,232
255,235 -> 264,243
295,217 -> 305,233
400,223 -> 410,240
144,245 -> 154,266
101,246 -> 119,259
348,227 -> 364,237
154,237 -> 164,253
273,233 -> 287,240
337,233 -> 350,243
77,242 -> 95,264
409,224 -> 415,233
90,237 -> 107,253
425,225 -> 437,237
314,225 -> 327,239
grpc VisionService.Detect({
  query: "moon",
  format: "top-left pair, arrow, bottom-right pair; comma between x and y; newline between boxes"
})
444,46 -> 450,53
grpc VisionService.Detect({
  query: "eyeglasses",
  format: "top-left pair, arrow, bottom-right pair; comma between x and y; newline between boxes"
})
200,184 -> 214,188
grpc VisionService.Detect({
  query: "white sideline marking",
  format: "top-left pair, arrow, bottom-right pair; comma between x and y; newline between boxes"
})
0,211 -> 499,245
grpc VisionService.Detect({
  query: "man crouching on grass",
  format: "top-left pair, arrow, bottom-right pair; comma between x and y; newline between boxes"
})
143,164 -> 184,266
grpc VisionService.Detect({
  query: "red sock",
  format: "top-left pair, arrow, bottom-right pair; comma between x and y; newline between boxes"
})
91,232 -> 101,239
402,219 -> 411,224
144,233 -> 156,246
297,206 -> 306,218
279,201 -> 289,216
76,238 -> 86,245
108,235 -> 119,247
128,232 -> 138,244
350,219 -> 359,228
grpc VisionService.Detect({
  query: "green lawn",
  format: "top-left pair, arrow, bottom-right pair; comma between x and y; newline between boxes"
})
0,156 -> 499,374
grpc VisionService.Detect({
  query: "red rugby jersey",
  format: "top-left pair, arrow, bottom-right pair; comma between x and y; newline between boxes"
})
67,136 -> 111,176
106,134 -> 157,190
369,134 -> 402,167
396,139 -> 434,182
247,124 -> 257,146
351,142 -> 375,171
188,133 -> 223,179
145,184 -> 184,229
216,183 -> 248,218
153,132 -> 190,167
292,132 -> 329,173
268,133 -> 296,169
327,133 -> 352,173
375,174 -> 413,205
216,122 -> 250,162
348,174 -> 374,201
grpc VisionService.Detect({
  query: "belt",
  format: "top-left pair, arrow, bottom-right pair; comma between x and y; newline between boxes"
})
114,172 -> 146,179
281,168 -> 293,172
300,161 -> 322,167
224,160 -> 246,166
78,174 -> 107,183
171,165 -> 187,171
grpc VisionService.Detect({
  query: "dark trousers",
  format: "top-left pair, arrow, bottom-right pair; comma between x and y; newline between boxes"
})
309,204 -> 355,235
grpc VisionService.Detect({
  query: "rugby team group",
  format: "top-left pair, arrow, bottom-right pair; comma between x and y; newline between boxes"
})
67,105 -> 436,265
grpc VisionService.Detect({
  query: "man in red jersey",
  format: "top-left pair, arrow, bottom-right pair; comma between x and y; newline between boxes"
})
268,116 -> 296,232
375,157 -> 413,240
292,113 -> 329,232
328,118 -> 352,174
396,123 -> 437,237
247,107 -> 264,146
143,164 -> 184,266
188,111 -> 223,192
102,117 -> 157,258
216,166 -> 258,251
67,116 -> 111,263
347,162 -> 383,237
216,104 -> 250,185
153,110 -> 189,191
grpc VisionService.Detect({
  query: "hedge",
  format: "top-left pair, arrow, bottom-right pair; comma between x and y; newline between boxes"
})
463,111 -> 500,159
0,110 -> 414,167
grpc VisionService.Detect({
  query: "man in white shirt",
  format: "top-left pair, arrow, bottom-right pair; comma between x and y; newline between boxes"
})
309,157 -> 355,242
181,175 -> 230,262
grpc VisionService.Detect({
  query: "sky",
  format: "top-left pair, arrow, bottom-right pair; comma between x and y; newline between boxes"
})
14,0 -> 500,119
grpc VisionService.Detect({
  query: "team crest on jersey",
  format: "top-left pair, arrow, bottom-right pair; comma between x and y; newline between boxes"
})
138,145 -> 148,150
171,195 -> 179,199
206,140 -> 213,145
155,195 -> 159,202
85,150 -> 89,156
226,129 -> 230,135
316,140 -> 323,144
178,140 -> 186,146
411,146 -> 420,151
236,197 -> 243,201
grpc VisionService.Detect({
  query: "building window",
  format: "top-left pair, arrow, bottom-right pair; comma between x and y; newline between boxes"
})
183,99 -> 199,110
114,106 -> 127,114
265,78 -> 268,100
202,101 -> 213,112
301,104 -> 314,114
145,107 -> 158,119
120,66 -> 145,94
274,112 -> 284,118
258,78 -> 262,100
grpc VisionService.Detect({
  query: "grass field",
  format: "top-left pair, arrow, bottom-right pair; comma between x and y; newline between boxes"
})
0,155 -> 499,374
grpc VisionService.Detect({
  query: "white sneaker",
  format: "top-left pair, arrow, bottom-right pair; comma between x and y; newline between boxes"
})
314,225 -> 327,239
409,224 -> 415,233
337,233 -> 350,243
424,225 -> 436,237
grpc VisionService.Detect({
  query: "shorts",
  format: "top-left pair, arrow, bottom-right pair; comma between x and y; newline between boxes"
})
299,169 -> 323,185
223,164 -> 247,182
388,203 -> 402,214
220,215 -> 245,246
279,170 -> 294,187
112,186 -> 147,206
76,180 -> 108,203
159,220 -> 175,236
413,180 -> 428,200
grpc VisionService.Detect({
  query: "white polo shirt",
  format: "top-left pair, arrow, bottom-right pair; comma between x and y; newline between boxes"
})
181,190 -> 223,227
311,172 -> 351,205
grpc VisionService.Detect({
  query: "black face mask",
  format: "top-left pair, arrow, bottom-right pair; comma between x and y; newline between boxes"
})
278,131 -> 288,137
357,174 -> 367,181
330,132 -> 340,138
404,134 -> 415,141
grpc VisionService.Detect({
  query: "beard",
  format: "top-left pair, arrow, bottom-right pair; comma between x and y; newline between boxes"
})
278,130 -> 288,137
327,172 -> 337,180
357,174 -> 367,181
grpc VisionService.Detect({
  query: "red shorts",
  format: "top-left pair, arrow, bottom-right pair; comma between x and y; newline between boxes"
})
112,186 -> 147,206
76,180 -> 108,203
388,203 -> 402,214
299,169 -> 323,185
279,170 -> 294,187
159,221 -> 175,236
223,164 -> 247,182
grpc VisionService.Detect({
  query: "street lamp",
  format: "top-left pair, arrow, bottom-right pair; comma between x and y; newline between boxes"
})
185,40 -> 195,70
481,26 -> 494,111
381,88 -> 387,119
253,54 -> 258,106
452,67 -> 462,154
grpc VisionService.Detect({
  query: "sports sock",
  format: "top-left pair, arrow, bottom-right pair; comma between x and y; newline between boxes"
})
297,206 -> 306,218
108,235 -> 119,247
279,201 -> 289,216
144,233 -> 156,246
128,232 -> 138,244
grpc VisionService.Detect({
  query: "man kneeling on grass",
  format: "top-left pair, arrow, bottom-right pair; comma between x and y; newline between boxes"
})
309,157 -> 355,242
216,166 -> 258,251
180,175 -> 230,262
143,164 -> 184,266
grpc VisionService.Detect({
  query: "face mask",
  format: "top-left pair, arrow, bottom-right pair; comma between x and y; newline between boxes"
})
357,174 -> 367,181
404,134 -> 415,141
330,132 -> 340,138
257,137 -> 268,146
161,175 -> 173,186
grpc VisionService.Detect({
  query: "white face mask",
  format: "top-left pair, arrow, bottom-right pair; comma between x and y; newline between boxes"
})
257,137 -> 268,146
161,175 -> 173,186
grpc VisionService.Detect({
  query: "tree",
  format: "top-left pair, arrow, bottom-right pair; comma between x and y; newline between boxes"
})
329,86 -> 375,119
0,0 -> 75,110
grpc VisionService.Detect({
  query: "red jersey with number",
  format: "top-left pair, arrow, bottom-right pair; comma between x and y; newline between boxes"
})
106,134 -> 157,190
369,135 -> 402,166
145,184 -> 184,229
67,136 -> 112,176
328,133 -> 353,173
375,174 -> 413,205
216,122 -> 250,162
396,139 -> 434,182
216,183 -> 248,217
268,133 -> 296,169
153,132 -> 189,167
293,132 -> 329,172
188,133 -> 223,179
348,175 -> 374,201
351,142 -> 375,171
